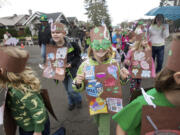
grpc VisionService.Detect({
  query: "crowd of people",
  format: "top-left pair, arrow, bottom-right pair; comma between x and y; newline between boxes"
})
0,13 -> 179,135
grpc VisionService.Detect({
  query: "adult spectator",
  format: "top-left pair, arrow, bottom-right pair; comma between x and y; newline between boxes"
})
68,22 -> 80,38
38,14 -> 51,66
148,14 -> 169,73
3,31 -> 10,44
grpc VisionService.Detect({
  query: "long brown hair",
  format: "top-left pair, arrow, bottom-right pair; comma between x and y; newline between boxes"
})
132,39 -> 150,51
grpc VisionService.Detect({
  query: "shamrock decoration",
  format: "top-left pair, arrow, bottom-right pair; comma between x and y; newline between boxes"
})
91,39 -> 111,50
168,50 -> 172,56
94,27 -> 99,33
100,33 -> 103,37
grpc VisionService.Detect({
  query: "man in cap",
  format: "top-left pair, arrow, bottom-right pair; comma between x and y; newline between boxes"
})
38,14 -> 52,68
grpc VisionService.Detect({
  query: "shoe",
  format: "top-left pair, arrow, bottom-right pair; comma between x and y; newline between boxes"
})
76,101 -> 82,109
68,104 -> 75,111
39,64 -> 44,70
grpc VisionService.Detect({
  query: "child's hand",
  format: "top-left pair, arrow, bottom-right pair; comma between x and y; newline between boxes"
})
76,73 -> 85,84
120,67 -> 129,80
66,63 -> 71,68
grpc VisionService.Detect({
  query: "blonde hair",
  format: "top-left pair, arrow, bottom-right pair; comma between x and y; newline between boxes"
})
0,47 -> 41,93
132,39 -> 150,51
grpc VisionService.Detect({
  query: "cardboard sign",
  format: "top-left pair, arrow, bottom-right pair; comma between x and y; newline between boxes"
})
131,49 -> 152,79
141,105 -> 180,135
43,45 -> 67,81
84,62 -> 123,115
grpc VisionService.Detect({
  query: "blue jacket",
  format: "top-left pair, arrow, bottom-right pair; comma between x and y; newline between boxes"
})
112,34 -> 121,44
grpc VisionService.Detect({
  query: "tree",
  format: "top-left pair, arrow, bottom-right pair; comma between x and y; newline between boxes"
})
84,0 -> 111,27
24,27 -> 32,36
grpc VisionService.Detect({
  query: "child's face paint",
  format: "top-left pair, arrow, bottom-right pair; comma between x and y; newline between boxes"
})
51,31 -> 65,45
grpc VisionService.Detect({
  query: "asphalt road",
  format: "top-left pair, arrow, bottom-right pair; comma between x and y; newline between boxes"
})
0,40 -> 170,135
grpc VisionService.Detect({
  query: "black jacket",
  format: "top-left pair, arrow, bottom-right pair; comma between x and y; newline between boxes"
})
38,24 -> 51,46
51,37 -> 82,78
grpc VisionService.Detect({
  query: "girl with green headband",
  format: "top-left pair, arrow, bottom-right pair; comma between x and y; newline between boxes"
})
72,26 -> 129,135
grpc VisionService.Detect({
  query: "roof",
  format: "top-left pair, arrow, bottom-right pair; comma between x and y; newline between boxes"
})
67,17 -> 78,22
23,11 -> 69,25
39,12 -> 60,21
0,14 -> 28,26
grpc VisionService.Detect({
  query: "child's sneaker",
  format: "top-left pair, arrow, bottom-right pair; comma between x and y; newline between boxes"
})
68,104 -> 75,111
76,101 -> 82,109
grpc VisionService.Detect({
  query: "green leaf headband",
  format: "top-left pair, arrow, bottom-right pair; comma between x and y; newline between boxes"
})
90,39 -> 111,50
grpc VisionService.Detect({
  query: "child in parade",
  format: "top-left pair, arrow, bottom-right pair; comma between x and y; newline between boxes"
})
0,47 -> 50,135
121,31 -> 129,51
113,33 -> 180,135
112,28 -> 122,49
120,31 -> 134,63
124,31 -> 136,51
124,31 -> 155,94
84,31 -> 91,53
50,22 -> 82,111
72,26 -> 129,135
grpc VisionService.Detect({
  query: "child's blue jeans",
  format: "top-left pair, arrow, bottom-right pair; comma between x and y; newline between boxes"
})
19,118 -> 50,135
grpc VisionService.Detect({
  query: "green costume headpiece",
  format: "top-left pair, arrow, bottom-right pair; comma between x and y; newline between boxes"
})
138,21 -> 144,25
51,22 -> 66,34
40,14 -> 48,22
90,26 -> 111,50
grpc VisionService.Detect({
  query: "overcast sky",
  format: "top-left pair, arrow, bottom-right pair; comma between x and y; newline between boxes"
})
0,0 -> 160,25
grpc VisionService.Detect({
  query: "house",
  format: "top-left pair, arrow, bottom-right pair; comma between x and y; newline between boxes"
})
0,14 -> 29,36
0,14 -> 29,28
23,11 -> 69,36
67,17 -> 79,26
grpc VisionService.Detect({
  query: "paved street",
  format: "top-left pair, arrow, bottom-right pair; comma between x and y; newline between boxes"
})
0,40 -> 170,135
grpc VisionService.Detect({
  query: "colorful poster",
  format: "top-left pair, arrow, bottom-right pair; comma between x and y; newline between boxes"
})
106,98 -> 123,113
43,45 -> 67,81
84,62 -> 123,115
89,97 -> 108,115
131,50 -> 153,78
141,105 -> 180,135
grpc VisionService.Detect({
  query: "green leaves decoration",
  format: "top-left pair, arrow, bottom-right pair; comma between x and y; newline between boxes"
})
94,27 -> 99,33
113,91 -> 119,94
90,39 -> 111,50
106,88 -> 112,92
114,87 -> 119,90
168,50 -> 172,56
